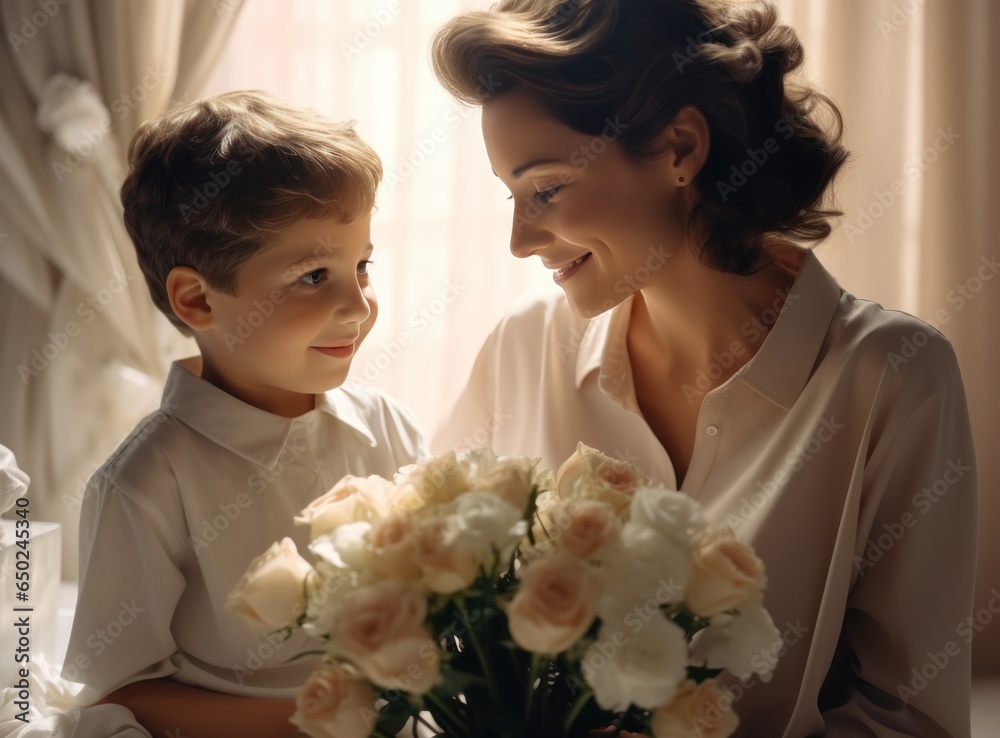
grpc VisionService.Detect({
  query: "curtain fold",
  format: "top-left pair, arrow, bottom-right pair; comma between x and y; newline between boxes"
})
773,0 -> 1000,669
0,0 -> 242,580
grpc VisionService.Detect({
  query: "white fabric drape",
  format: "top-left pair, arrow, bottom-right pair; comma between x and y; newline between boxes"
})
0,0 -> 242,579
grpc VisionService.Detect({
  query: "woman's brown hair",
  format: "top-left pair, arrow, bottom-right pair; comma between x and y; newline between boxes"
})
432,0 -> 848,273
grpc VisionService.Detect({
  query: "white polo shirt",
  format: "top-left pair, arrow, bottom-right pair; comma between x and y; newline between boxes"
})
63,357 -> 425,705
433,248 -> 978,737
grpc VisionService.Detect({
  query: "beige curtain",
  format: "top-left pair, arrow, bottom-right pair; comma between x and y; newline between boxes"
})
770,0 -> 1000,669
0,0 -> 242,579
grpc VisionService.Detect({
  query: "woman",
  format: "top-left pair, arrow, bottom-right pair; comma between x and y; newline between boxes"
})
430,1 -> 977,736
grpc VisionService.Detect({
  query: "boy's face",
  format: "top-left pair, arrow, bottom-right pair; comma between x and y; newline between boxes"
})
198,213 -> 377,416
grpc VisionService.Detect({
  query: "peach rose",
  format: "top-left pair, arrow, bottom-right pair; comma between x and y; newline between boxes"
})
332,581 -> 440,694
364,514 -> 421,581
550,499 -> 620,559
556,443 -> 651,514
651,679 -> 739,738
290,663 -> 377,738
227,538 -> 317,632
413,517 -> 480,594
507,551 -> 599,654
685,529 -> 766,617
295,475 -> 393,538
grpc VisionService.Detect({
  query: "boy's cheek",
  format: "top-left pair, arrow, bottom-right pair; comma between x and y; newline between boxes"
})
358,292 -> 379,345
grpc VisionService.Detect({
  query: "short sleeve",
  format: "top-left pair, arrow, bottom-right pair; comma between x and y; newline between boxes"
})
62,471 -> 186,704
819,374 -> 977,736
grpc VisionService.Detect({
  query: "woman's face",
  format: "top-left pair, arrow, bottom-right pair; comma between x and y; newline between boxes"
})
481,91 -> 690,318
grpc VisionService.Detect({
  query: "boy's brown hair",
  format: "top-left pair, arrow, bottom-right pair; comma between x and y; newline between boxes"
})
121,90 -> 383,333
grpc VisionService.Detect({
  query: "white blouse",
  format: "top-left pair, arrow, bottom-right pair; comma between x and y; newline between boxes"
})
432,248 -> 978,737
63,358 -> 425,706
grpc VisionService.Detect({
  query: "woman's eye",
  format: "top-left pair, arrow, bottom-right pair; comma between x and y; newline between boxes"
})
534,185 -> 563,203
357,260 -> 374,276
299,269 -> 326,286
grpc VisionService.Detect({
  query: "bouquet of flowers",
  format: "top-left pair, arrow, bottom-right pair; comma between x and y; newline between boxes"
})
228,444 -> 782,738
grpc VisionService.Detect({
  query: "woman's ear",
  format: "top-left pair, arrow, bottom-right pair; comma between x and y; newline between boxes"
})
166,266 -> 215,332
654,105 -> 711,186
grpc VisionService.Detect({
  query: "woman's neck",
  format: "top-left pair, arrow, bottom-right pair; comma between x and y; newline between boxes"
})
626,240 -> 804,381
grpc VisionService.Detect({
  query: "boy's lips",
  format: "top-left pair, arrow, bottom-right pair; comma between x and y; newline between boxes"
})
312,340 -> 356,358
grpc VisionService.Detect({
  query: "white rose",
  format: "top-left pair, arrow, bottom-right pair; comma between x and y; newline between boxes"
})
227,538 -> 317,632
455,446 -> 500,477
583,614 -> 688,711
556,442 -> 651,513
629,486 -> 706,550
447,490 -> 525,559
597,521 -> 689,622
290,663 -> 376,738
692,600 -> 782,682
311,521 -> 372,570
295,475 -> 394,539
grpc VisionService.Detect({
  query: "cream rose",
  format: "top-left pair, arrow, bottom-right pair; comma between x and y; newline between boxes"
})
685,528 -> 766,617
507,551 -> 599,654
651,679 -> 739,738
394,452 -> 470,511
295,475 -> 393,538
290,663 -> 377,738
550,499 -> 620,560
471,456 -> 535,512
227,538 -> 317,632
413,517 -> 480,594
363,514 -> 421,582
332,581 -> 440,694
556,443 -> 651,513
692,600 -> 782,682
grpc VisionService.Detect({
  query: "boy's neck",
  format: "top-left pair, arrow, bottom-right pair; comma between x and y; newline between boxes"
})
187,355 -> 319,418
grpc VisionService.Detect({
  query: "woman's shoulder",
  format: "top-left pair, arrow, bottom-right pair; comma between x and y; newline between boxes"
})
490,287 -> 590,347
831,289 -> 963,396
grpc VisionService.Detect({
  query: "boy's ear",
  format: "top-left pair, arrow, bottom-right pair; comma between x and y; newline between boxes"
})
166,266 -> 215,332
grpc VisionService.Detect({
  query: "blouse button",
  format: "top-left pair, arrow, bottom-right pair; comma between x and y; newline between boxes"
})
705,425 -> 719,436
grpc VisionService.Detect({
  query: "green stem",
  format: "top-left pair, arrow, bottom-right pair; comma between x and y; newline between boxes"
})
425,690 -> 469,737
524,653 -> 543,723
456,593 -> 498,703
563,687 -> 594,736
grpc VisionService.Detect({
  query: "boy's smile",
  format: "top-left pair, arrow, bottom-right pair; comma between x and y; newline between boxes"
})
194,213 -> 377,417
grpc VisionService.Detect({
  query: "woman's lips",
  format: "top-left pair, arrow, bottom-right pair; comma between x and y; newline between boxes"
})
312,344 -> 355,358
553,253 -> 591,284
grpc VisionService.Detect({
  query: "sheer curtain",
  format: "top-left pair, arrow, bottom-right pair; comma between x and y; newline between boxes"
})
202,0 -> 553,434
0,0 -> 240,579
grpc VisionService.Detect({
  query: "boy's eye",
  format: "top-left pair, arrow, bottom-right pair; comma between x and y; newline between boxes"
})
299,269 -> 326,286
357,260 -> 374,276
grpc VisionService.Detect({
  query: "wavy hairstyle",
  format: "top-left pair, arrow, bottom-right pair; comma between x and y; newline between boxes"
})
121,90 -> 382,333
432,0 -> 848,273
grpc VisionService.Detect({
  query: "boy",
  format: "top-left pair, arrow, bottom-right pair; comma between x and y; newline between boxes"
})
61,91 -> 425,737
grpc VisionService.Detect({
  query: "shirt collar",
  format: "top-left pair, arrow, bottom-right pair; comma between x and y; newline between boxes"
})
574,249 -> 842,411
161,358 -> 377,469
